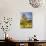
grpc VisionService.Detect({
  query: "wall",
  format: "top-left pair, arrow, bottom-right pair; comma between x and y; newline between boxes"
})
44,15 -> 46,40
0,0 -> 46,40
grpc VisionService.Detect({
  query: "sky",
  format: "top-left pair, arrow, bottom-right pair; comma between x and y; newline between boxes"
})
22,12 -> 32,20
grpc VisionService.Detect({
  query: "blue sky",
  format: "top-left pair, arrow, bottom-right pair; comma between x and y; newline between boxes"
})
22,12 -> 32,20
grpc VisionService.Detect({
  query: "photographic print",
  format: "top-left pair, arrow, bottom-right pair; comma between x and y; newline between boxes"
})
20,12 -> 32,28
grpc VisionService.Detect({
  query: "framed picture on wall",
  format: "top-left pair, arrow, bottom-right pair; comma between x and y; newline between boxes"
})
20,12 -> 32,28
